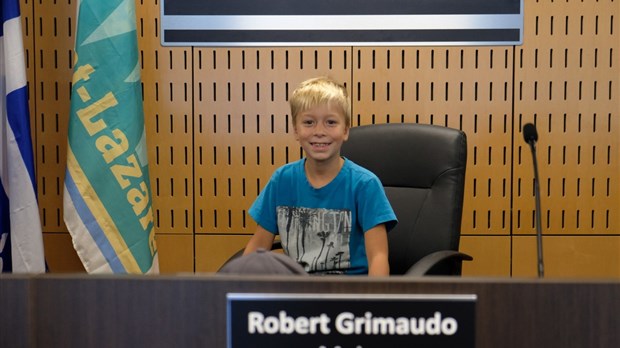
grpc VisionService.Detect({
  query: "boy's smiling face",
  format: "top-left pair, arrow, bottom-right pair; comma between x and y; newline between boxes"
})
294,102 -> 349,165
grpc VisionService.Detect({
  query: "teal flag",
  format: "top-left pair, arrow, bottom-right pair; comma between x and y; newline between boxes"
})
63,0 -> 158,273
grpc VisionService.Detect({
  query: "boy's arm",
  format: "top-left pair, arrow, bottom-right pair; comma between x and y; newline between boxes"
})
365,224 -> 390,276
243,225 -> 276,255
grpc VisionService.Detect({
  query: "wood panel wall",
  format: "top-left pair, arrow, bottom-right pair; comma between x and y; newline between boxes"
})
22,0 -> 619,277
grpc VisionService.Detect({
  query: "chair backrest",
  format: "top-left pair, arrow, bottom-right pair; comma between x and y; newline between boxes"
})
341,123 -> 467,275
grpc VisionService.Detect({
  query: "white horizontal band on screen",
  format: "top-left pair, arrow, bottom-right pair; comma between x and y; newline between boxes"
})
162,14 -> 522,31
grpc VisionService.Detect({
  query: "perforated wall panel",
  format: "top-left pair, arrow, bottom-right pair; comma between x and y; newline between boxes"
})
24,0 -> 619,276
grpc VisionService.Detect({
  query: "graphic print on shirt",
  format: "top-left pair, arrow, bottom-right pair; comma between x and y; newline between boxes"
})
277,206 -> 351,273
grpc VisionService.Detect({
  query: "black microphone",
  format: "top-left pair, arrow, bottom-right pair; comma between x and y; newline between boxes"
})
523,123 -> 538,144
523,123 -> 544,278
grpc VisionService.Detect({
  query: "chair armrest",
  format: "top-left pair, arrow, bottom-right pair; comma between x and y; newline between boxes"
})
405,250 -> 473,276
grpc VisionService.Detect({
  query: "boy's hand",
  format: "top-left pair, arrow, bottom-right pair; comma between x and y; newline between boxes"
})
365,224 -> 389,276
243,225 -> 276,255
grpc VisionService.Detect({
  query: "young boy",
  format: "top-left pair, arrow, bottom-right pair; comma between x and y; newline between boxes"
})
243,77 -> 397,276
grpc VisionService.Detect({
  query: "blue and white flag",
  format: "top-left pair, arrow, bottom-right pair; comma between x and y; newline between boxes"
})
0,0 -> 46,273
63,0 -> 158,273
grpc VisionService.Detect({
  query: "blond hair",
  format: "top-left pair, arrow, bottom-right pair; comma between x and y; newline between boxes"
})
290,77 -> 351,128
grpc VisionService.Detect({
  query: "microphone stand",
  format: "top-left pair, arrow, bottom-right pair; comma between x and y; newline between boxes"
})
527,140 -> 544,278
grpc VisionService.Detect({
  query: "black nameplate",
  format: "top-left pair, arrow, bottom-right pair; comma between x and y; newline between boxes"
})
227,293 -> 476,348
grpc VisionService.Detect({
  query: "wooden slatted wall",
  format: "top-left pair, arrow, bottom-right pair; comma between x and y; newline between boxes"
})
23,0 -> 619,276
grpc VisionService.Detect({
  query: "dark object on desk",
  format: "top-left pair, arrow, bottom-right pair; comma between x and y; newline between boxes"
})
341,123 -> 472,276
219,248 -> 307,275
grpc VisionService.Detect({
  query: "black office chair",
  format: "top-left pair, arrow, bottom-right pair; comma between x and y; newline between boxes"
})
219,122 -> 472,276
341,123 -> 472,276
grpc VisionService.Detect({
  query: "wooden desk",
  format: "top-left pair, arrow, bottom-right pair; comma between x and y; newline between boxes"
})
1,275 -> 619,347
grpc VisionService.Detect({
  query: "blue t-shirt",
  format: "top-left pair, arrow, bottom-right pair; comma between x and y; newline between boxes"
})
249,158 -> 397,274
